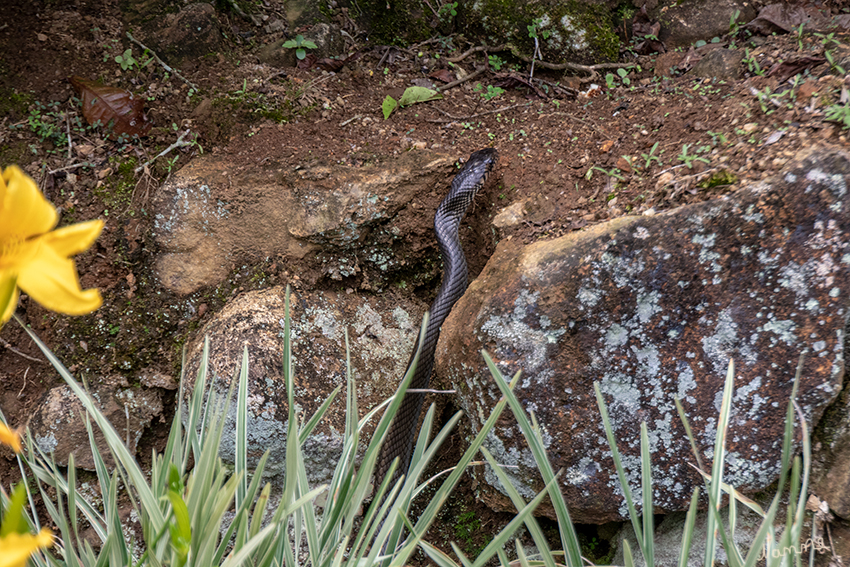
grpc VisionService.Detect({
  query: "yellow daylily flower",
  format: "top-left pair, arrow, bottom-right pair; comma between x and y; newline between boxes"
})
0,422 -> 22,453
0,528 -> 53,567
0,166 -> 103,326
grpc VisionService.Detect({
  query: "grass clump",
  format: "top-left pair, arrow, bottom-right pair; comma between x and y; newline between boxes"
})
1,285 -> 818,567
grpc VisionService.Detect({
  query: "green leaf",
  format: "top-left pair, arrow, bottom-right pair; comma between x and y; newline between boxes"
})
296,48 -> 306,60
167,490 -> 192,555
398,86 -> 443,107
302,40 -> 318,49
382,95 -> 398,120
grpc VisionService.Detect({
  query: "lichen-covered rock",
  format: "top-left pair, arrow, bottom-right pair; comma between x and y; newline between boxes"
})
29,382 -> 163,470
812,364 -> 850,520
153,150 -> 454,294
436,146 -> 850,523
648,0 -> 757,49
182,286 -> 423,482
462,0 -> 620,64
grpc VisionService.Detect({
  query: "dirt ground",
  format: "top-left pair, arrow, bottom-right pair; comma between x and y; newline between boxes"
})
1,0 -> 849,562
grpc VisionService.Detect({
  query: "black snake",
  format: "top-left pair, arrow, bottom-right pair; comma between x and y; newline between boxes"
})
375,148 -> 499,487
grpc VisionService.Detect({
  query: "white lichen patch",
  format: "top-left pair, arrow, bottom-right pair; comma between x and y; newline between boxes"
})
559,14 -> 588,49
480,289 -> 565,378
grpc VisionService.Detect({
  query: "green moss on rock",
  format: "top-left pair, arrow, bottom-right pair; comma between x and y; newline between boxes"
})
462,0 -> 620,64
346,0 -> 435,45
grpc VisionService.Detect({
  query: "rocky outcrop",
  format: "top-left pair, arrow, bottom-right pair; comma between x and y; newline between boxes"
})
153,150 -> 455,295
436,146 -> 850,523
182,286 -> 424,482
29,381 -> 163,470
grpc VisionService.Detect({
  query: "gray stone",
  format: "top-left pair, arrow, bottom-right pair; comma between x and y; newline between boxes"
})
436,146 -> 850,523
690,48 -> 744,81
153,150 -> 454,295
182,286 -> 423,482
650,0 -> 756,49
29,382 -> 163,470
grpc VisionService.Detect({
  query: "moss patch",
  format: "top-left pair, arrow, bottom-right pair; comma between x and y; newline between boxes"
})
461,0 -> 621,64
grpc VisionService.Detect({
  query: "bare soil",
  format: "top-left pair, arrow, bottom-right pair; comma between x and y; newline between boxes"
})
1,0 -> 848,561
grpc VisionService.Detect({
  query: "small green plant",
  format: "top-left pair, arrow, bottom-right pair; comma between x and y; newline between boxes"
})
437,1 -> 458,22
678,143 -> 711,169
114,48 -> 136,70
587,166 -> 625,181
795,21 -> 806,51
824,103 -> 850,130
823,48 -> 847,75
114,47 -> 152,71
488,54 -> 505,71
743,48 -> 764,76
605,68 -> 632,89
707,130 -> 729,146
282,34 -> 318,60
729,8 -> 742,34
475,83 -> 505,100
641,141 -> 663,168
527,17 -> 551,41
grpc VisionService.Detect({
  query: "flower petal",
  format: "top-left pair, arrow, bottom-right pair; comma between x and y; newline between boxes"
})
0,422 -> 22,453
0,167 -> 57,239
17,243 -> 101,316
0,528 -> 53,567
41,220 -> 104,257
0,273 -> 17,326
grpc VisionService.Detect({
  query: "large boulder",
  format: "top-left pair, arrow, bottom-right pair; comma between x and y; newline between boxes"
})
181,286 -> 424,482
436,146 -> 850,523
153,150 -> 455,295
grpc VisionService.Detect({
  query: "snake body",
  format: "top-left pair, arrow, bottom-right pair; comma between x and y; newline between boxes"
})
375,148 -> 499,487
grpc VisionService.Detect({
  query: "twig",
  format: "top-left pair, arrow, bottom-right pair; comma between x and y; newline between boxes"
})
1,338 -> 44,364
406,388 -> 456,394
18,367 -> 29,398
65,113 -> 72,159
134,130 -> 195,173
530,35 -> 540,81
48,162 -> 95,175
534,77 -> 579,99
339,114 -> 363,127
427,102 -> 527,123
421,0 -> 440,19
448,44 -> 506,63
126,32 -> 197,90
435,65 -> 486,92
448,42 -> 633,80
377,46 -> 393,69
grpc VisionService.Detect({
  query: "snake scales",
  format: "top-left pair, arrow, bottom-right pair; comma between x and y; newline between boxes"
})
375,148 -> 499,488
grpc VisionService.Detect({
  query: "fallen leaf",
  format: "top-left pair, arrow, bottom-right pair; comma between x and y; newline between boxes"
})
600,140 -> 615,153
398,86 -> 442,106
69,76 -> 152,139
767,56 -> 826,83
429,68 -> 455,83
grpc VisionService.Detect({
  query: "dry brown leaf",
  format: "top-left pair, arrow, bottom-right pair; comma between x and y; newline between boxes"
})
69,75 -> 152,139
